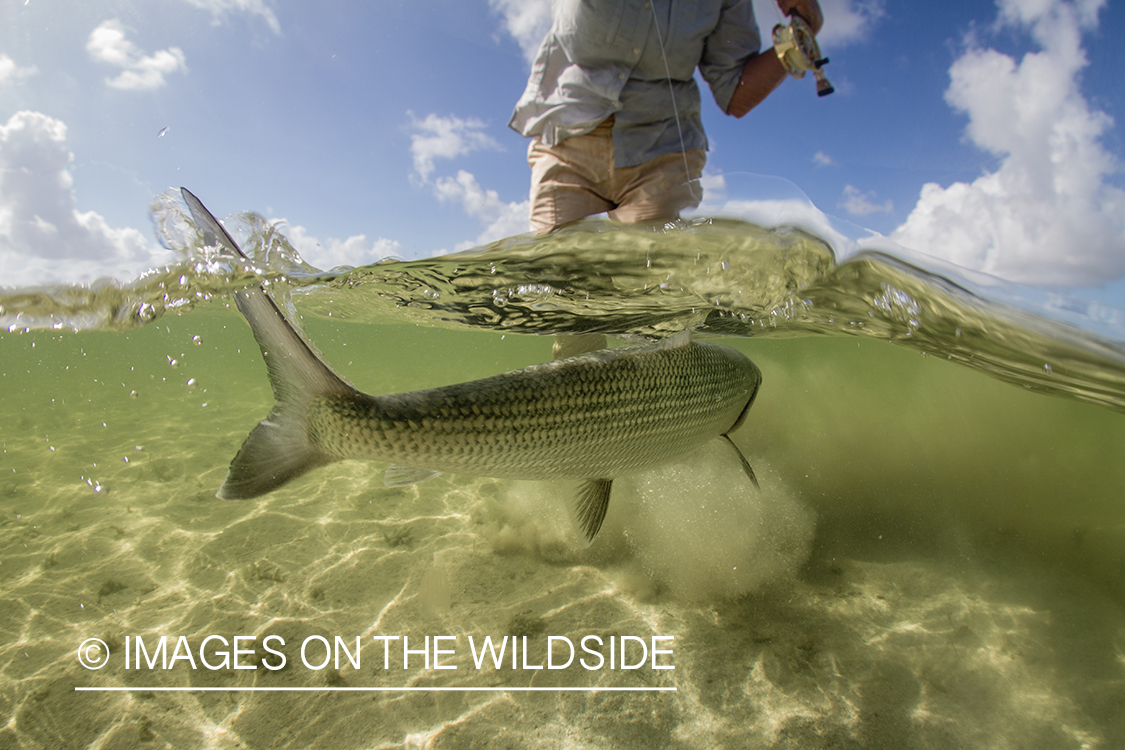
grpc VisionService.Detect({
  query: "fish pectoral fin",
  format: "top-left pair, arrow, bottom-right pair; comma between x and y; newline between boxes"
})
571,478 -> 613,547
384,465 -> 443,488
722,434 -> 760,489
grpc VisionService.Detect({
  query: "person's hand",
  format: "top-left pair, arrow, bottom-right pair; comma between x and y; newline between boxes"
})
777,0 -> 823,35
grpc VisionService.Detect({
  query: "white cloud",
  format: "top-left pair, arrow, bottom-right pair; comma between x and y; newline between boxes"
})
0,54 -> 37,85
0,111 -> 169,286
893,0 -> 1124,286
817,0 -> 886,47
489,0 -> 551,63
405,112 -> 525,250
813,150 -> 836,167
279,223 -> 401,270
752,0 -> 885,48
86,20 -> 187,91
688,169 -> 856,252
180,0 -> 281,34
433,170 -> 529,251
408,112 -> 502,183
707,197 -> 845,243
839,184 -> 892,216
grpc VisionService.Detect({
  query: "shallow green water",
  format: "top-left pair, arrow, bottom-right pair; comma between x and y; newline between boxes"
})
1,211 -> 1124,748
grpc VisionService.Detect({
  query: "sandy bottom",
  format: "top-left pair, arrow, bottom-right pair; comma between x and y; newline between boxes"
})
2,447 -> 1123,750
1,319 -> 1123,749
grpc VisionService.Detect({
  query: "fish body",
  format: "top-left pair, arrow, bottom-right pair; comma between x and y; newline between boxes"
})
305,336 -> 758,480
181,188 -> 762,543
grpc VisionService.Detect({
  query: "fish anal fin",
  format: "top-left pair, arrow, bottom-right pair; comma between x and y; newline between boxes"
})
722,434 -> 760,489
384,465 -> 443,488
572,478 -> 613,546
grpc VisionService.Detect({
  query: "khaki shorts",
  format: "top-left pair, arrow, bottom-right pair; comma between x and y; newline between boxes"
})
527,118 -> 705,234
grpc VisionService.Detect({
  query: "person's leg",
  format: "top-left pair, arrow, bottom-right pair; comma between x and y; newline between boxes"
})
527,122 -> 617,235
528,122 -> 705,357
607,148 -> 706,225
526,123 -> 620,357
552,148 -> 706,358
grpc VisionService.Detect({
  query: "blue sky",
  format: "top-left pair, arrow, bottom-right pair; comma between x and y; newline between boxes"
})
1,0 -> 1124,307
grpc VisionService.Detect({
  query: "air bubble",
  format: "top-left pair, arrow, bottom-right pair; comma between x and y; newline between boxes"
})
136,303 -> 158,323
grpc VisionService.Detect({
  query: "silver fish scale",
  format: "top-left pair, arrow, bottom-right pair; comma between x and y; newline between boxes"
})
306,340 -> 759,480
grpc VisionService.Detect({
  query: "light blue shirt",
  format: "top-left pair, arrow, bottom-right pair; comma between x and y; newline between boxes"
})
509,0 -> 761,168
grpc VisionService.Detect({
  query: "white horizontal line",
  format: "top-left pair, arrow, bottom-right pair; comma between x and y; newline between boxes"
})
75,686 -> 675,693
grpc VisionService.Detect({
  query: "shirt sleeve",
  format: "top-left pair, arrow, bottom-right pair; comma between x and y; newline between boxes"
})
698,0 -> 762,113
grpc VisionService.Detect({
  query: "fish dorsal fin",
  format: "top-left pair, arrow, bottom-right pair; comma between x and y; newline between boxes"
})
658,330 -> 692,351
384,465 -> 443,487
571,478 -> 613,547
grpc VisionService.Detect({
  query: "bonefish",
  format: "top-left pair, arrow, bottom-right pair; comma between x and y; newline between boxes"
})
182,188 -> 762,544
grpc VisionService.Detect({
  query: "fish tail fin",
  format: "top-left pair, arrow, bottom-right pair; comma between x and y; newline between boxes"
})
182,188 -> 354,499
217,414 -> 333,499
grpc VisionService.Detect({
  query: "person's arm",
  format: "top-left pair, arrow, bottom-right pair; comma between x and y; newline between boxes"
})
725,0 -> 823,118
725,52 -> 787,118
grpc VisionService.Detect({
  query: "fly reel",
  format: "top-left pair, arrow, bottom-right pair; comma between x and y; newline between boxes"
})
772,14 -> 833,97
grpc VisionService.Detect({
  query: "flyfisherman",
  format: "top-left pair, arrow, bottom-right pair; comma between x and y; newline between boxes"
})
509,0 -> 825,235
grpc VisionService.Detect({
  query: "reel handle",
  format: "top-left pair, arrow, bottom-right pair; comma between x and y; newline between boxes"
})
814,71 -> 834,97
813,54 -> 833,96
